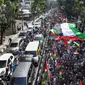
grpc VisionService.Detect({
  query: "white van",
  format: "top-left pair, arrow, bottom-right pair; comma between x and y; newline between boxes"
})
0,53 -> 15,77
25,41 -> 40,56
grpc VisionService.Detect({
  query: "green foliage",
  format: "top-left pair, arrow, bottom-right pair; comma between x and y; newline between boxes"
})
57,0 -> 85,19
31,0 -> 46,14
0,0 -> 4,5
0,0 -> 19,43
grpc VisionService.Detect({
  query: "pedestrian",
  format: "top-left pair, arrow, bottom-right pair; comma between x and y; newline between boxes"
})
8,38 -> 12,45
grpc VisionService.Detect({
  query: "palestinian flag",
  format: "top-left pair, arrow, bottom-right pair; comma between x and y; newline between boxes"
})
53,50 -> 56,57
50,29 -> 57,35
61,23 -> 85,39
44,60 -> 48,80
56,62 -> 61,69
79,80 -> 82,85
58,71 -> 62,79
55,36 -> 83,41
37,47 -> 40,55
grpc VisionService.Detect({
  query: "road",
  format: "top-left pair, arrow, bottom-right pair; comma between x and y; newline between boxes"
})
0,8 -> 64,85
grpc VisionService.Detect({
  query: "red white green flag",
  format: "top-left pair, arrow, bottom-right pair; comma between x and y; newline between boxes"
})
44,60 -> 48,80
61,23 -> 85,39
50,29 -> 57,35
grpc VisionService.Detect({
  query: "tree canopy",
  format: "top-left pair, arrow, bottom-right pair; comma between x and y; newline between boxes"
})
31,0 -> 46,14
57,0 -> 85,19
0,0 -> 19,44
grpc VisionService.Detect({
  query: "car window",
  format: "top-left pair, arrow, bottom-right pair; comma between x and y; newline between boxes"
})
20,57 -> 32,62
0,60 -> 6,68
10,43 -> 18,47
35,36 -> 43,40
28,27 -> 33,29
19,32 -> 26,37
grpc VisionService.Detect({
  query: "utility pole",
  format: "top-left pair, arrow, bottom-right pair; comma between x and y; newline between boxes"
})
21,8 -> 24,30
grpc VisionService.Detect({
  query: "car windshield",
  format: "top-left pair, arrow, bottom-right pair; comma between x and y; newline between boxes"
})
25,2 -> 30,4
35,37 -> 43,40
0,61 -> 6,68
20,57 -> 32,62
28,27 -> 32,29
19,33 -> 26,37
10,43 -> 18,47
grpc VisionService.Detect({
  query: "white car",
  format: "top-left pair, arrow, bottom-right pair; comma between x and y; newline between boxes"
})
8,38 -> 24,54
28,24 -> 34,32
0,53 -> 15,77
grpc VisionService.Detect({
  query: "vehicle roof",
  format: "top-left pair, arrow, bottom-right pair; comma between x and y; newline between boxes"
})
0,53 -> 13,60
11,38 -> 22,43
27,28 -> 33,32
25,41 -> 39,51
12,62 -> 31,77
28,23 -> 33,28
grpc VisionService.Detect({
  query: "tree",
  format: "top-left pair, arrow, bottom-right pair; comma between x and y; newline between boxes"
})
0,0 -> 4,5
4,0 -> 19,34
31,0 -> 46,16
0,0 -> 19,44
57,0 -> 85,32
0,7 -> 8,44
57,0 -> 85,20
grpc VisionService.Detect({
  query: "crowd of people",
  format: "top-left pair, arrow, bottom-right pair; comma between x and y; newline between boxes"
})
44,38 -> 85,85
39,8 -> 85,85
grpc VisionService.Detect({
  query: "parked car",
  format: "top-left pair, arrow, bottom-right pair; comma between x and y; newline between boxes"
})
0,53 -> 15,77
